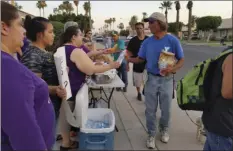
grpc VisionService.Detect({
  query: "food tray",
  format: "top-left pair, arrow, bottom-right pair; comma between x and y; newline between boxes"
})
92,69 -> 117,84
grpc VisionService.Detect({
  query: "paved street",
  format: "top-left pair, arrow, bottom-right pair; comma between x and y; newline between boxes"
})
54,43 -> 229,150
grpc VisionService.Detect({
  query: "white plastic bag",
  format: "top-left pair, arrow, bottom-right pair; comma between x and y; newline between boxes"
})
96,99 -> 106,108
54,46 -> 72,100
116,50 -> 126,64
62,83 -> 89,128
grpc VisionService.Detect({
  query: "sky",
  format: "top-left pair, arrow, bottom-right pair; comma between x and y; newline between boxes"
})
18,1 -> 232,32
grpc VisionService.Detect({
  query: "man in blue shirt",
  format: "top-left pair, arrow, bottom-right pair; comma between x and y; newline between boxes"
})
128,12 -> 184,149
107,32 -> 128,92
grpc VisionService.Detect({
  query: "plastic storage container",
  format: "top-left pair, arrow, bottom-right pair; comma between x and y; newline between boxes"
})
79,108 -> 115,150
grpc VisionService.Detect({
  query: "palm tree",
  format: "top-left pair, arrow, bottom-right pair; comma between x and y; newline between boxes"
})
88,0 -> 92,29
160,1 -> 173,23
118,23 -> 124,30
53,8 -> 58,15
41,1 -> 47,17
109,18 -> 113,30
73,0 -> 79,15
175,1 -> 181,36
36,1 -> 42,16
142,12 -> 147,22
107,19 -> 111,30
159,6 -> 164,13
187,1 -> 193,41
62,1 -> 74,14
112,18 -> 116,30
83,2 -> 90,16
129,15 -> 138,35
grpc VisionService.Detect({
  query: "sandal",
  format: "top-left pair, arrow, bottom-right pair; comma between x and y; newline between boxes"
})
56,134 -> 62,141
70,131 -> 77,137
60,141 -> 79,151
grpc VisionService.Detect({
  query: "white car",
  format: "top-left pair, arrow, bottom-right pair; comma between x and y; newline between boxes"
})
96,36 -> 104,42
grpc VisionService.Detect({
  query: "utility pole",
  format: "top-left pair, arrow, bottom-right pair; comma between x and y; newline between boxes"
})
88,0 -> 92,29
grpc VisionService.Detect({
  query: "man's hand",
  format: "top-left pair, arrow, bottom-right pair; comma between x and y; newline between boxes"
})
160,65 -> 174,76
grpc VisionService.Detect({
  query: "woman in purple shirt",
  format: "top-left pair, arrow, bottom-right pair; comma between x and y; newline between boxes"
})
56,25 -> 120,150
1,2 -> 56,150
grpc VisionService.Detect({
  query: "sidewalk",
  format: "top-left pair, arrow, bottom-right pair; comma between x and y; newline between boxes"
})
95,42 -> 204,150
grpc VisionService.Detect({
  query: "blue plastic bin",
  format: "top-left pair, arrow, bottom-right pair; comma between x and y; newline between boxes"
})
79,108 -> 115,150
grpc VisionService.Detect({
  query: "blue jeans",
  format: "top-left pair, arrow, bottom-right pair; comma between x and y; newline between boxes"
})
204,131 -> 233,151
117,59 -> 128,87
144,73 -> 173,136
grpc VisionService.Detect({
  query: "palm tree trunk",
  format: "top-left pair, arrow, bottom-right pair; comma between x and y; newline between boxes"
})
43,8 -> 45,17
165,8 -> 168,23
176,10 -> 180,37
39,8 -> 41,16
88,0 -> 92,29
188,8 -> 192,41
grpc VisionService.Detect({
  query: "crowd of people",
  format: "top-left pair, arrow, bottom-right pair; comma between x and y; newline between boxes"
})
1,1 -> 232,151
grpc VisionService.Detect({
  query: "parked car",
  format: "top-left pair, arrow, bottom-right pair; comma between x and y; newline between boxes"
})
96,36 -> 104,42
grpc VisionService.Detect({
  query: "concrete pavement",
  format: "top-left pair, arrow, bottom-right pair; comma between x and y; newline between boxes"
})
54,43 -> 228,150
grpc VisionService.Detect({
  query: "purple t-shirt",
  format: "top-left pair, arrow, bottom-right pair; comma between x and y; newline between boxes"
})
64,45 -> 87,98
79,45 -> 90,53
1,51 -> 55,150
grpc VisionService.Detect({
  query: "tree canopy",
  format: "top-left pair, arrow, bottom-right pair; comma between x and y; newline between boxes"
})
196,16 -> 222,31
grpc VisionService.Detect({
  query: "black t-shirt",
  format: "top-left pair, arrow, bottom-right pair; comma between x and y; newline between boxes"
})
127,36 -> 148,73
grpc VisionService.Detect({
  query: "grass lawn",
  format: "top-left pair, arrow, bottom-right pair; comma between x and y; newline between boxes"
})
181,40 -> 232,47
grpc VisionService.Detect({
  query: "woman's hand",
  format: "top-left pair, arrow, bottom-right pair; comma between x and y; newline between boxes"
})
56,86 -> 67,99
109,61 -> 120,69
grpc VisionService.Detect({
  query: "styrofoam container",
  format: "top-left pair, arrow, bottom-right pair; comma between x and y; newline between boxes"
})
81,108 -> 115,133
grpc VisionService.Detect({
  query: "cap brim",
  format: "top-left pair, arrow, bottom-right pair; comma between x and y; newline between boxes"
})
143,18 -> 150,22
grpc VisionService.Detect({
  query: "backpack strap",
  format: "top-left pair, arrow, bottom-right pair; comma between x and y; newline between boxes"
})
216,48 -> 232,61
172,74 -> 175,99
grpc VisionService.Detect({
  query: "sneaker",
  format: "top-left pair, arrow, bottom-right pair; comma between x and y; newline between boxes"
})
123,87 -> 127,92
116,88 -> 121,91
137,93 -> 142,101
146,136 -> 155,149
160,131 -> 170,143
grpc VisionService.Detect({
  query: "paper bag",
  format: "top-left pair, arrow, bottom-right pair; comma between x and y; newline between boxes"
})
54,46 -> 72,100
158,51 -> 176,69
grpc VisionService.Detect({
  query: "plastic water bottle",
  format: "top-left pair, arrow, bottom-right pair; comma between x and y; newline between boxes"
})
86,119 -> 94,128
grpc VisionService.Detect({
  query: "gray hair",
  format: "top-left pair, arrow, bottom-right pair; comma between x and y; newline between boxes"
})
64,21 -> 78,32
